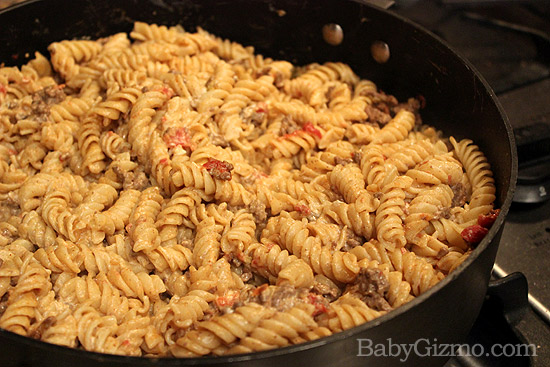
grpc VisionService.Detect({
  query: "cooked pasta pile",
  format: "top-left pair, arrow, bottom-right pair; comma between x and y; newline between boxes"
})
0,22 -> 497,357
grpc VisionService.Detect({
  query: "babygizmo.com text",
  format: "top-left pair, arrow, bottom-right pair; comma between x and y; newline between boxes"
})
357,338 -> 537,362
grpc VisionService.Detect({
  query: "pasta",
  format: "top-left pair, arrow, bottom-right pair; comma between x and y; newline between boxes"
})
0,21 -> 498,357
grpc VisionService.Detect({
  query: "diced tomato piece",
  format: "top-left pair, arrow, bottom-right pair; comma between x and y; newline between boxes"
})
163,127 -> 193,150
302,122 -> 322,139
294,204 -> 311,216
202,158 -> 233,181
461,224 -> 489,244
478,209 -> 500,229
307,293 -> 328,316
256,101 -> 268,114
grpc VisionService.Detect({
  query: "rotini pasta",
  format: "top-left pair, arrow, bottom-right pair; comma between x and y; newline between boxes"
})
0,22 -> 497,358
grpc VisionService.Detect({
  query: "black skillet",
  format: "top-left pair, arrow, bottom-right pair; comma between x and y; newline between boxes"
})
0,0 -> 517,366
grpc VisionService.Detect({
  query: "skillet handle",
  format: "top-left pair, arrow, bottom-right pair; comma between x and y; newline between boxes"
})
487,272 -> 529,326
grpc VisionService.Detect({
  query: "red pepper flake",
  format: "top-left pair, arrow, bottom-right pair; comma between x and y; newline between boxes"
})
461,224 -> 489,245
307,293 -> 328,316
156,85 -> 174,98
159,157 -> 169,165
163,127 -> 193,151
256,101 -> 268,114
121,339 -> 130,346
215,292 -> 240,308
251,284 -> 269,297
0,84 -> 6,95
54,83 -> 66,90
448,175 -> 452,184
302,122 -> 322,139
265,242 -> 275,250
478,209 -> 500,229
202,158 -> 234,181
7,149 -> 17,155
294,204 -> 311,216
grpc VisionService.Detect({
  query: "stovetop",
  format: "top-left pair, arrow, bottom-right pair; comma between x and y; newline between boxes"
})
391,1 -> 550,366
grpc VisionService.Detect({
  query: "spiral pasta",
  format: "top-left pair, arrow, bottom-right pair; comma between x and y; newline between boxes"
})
0,22 -> 497,358
268,215 -> 360,283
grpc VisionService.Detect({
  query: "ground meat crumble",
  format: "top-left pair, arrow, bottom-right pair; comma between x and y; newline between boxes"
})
248,199 -> 267,225
29,316 -> 56,340
450,182 -> 468,208
113,166 -> 150,191
345,268 -> 391,311
312,280 -> 341,303
31,85 -> 66,122
341,228 -> 363,252
208,132 -> 230,148
279,116 -> 300,136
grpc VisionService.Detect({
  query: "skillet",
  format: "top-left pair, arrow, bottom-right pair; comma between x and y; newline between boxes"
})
0,0 -> 517,366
